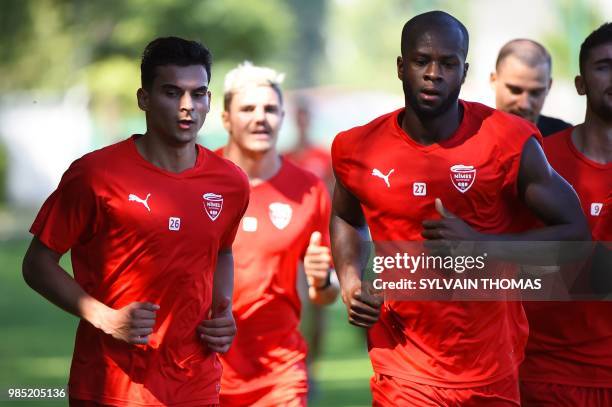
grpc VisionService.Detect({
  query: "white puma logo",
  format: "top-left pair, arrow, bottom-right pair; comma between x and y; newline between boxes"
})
371,168 -> 394,188
128,193 -> 151,212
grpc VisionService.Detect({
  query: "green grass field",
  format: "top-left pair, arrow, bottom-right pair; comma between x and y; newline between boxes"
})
0,239 -> 372,406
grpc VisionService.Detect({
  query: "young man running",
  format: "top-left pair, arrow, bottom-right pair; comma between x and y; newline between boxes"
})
217,62 -> 339,406
23,37 -> 249,406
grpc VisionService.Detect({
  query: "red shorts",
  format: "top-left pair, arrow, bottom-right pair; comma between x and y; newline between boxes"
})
220,361 -> 307,407
370,373 -> 520,406
220,385 -> 306,407
521,381 -> 612,406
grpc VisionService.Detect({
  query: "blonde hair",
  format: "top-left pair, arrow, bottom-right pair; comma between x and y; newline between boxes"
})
223,61 -> 285,111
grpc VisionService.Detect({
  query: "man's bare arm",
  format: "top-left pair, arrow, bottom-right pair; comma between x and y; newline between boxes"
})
330,179 -> 382,328
515,137 -> 590,240
22,237 -> 158,344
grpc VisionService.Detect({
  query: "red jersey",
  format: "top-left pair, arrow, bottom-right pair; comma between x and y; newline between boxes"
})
285,145 -> 333,185
521,127 -> 612,387
213,154 -> 331,397
30,136 -> 249,406
332,100 -> 539,387
544,128 -> 611,233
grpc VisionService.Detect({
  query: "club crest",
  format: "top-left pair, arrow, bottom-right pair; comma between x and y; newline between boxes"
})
203,193 -> 223,221
450,165 -> 476,193
269,202 -> 292,230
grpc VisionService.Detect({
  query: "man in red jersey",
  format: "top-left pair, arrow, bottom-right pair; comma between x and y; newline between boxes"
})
520,22 -> 612,406
22,37 -> 249,406
216,62 -> 339,407
285,96 -> 334,395
286,97 -> 334,191
330,11 -> 590,406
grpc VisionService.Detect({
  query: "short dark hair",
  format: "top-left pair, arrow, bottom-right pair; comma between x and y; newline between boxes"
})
401,11 -> 469,59
579,22 -> 612,75
140,36 -> 213,90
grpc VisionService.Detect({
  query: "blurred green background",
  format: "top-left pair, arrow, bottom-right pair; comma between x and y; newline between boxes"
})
1,0 -> 609,406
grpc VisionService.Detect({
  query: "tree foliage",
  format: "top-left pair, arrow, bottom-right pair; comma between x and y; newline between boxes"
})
0,0 -> 294,94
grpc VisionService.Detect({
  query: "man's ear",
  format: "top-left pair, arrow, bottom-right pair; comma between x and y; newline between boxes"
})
546,77 -> 553,95
397,56 -> 404,81
575,75 -> 586,96
221,110 -> 230,132
462,62 -> 469,85
489,71 -> 497,90
137,88 -> 149,111
205,90 -> 212,113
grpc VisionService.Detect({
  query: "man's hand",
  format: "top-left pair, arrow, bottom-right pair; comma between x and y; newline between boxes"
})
99,302 -> 159,344
197,297 -> 236,353
304,231 -> 332,288
422,199 -> 483,256
342,277 -> 383,328
422,198 -> 483,241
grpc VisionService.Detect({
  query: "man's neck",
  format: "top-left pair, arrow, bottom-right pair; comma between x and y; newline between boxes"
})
224,144 -> 281,186
573,111 -> 612,165
400,100 -> 463,145
135,133 -> 198,173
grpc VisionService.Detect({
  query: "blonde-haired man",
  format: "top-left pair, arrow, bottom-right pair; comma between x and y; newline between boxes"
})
216,62 -> 339,406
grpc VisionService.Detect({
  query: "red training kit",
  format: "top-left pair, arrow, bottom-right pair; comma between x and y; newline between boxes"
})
332,101 -> 541,404
31,136 -> 249,406
215,153 -> 331,406
521,128 -> 612,405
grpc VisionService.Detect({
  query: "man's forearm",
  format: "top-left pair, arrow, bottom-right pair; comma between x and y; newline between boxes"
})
22,238 -> 111,330
330,214 -> 369,288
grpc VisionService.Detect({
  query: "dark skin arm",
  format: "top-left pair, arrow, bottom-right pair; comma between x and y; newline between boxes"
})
330,179 -> 383,329
22,237 -> 159,344
422,138 -> 591,260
